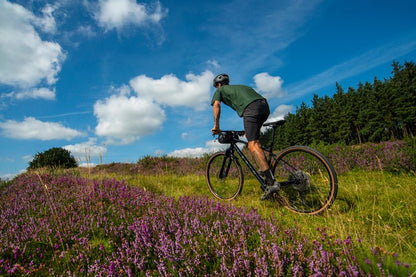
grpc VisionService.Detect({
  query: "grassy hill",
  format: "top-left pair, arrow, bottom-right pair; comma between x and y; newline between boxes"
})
1,141 -> 415,275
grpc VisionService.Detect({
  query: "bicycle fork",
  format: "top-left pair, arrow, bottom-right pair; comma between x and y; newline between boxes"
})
218,153 -> 232,179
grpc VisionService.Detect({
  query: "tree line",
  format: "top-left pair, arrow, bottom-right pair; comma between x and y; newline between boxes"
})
261,61 -> 416,149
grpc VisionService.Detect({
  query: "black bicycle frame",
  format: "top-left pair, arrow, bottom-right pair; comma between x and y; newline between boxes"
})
220,120 -> 298,191
225,140 -> 268,191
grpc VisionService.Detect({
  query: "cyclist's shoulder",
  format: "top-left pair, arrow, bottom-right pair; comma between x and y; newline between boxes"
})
229,84 -> 252,89
220,84 -> 253,92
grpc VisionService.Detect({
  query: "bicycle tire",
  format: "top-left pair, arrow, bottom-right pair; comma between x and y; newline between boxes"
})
206,152 -> 244,200
271,146 -> 338,215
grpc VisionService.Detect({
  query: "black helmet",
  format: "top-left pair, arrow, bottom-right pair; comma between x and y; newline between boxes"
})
213,73 -> 229,87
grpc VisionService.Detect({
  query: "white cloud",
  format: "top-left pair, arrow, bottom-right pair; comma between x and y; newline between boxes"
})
168,137 -> 249,158
3,88 -> 56,100
0,117 -> 84,140
63,138 -> 107,162
94,0 -> 167,31
207,59 -> 220,69
94,94 -> 165,145
0,0 -> 65,88
35,4 -> 57,34
22,155 -> 32,163
1,169 -> 26,181
254,72 -> 285,99
168,140 -> 229,158
76,25 -> 97,38
129,71 -> 214,110
266,104 -> 293,123
93,70 -> 212,145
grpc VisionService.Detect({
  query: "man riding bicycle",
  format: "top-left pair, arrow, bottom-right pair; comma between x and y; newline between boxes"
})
211,73 -> 280,200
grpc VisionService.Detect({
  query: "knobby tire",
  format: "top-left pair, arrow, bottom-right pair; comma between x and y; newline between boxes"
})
272,146 -> 338,215
206,152 -> 243,200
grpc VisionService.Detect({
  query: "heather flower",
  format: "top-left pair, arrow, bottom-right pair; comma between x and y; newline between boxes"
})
0,173 -> 412,275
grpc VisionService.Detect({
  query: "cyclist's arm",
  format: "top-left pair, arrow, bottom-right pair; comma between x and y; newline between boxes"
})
212,100 -> 221,135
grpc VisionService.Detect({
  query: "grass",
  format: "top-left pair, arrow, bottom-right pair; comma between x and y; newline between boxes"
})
76,166 -> 416,266
1,164 -> 415,275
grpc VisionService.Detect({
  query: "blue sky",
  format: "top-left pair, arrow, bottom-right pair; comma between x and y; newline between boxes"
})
1,0 -> 415,179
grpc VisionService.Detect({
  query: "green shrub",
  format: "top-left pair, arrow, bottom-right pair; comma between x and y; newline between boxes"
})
28,147 -> 77,170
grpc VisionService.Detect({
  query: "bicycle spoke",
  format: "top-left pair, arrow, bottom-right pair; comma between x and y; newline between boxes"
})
206,152 -> 243,200
273,146 -> 337,215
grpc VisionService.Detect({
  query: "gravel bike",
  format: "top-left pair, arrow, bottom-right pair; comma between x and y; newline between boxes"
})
205,120 -> 338,215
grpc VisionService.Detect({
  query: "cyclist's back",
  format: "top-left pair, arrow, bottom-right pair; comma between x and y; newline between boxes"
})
211,84 -> 264,117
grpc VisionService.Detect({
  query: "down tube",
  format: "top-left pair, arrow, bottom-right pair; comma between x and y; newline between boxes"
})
233,144 -> 267,188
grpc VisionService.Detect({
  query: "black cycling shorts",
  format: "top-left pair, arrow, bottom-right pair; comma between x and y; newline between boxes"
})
242,99 -> 270,141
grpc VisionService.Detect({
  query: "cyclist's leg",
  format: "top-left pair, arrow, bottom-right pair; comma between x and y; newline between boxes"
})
243,100 -> 279,199
247,140 -> 269,172
243,99 -> 270,173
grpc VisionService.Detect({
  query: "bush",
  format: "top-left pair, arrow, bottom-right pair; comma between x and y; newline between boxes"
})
311,140 -> 415,174
28,147 -> 77,170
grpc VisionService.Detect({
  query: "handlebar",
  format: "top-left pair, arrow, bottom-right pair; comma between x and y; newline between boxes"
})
217,130 -> 245,136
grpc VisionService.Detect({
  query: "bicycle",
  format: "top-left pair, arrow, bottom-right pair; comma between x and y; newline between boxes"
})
205,120 -> 338,215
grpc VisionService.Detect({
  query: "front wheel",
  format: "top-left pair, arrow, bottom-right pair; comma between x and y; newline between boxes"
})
206,152 -> 243,200
272,146 -> 338,215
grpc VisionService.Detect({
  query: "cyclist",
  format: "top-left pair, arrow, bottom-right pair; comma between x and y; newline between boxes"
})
211,73 -> 280,200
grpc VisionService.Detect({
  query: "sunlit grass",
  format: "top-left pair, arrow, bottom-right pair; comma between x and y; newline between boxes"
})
1,165 -> 414,275
77,167 -> 416,265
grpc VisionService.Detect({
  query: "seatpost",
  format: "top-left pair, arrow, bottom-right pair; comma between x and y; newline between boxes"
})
269,127 -> 276,152
265,127 -> 276,165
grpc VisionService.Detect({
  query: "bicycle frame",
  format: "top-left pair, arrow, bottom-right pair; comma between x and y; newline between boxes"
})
224,138 -> 269,191
209,119 -> 338,214
219,121 -> 283,192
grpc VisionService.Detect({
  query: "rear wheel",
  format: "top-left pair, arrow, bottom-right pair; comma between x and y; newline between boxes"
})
272,146 -> 338,215
206,152 -> 243,200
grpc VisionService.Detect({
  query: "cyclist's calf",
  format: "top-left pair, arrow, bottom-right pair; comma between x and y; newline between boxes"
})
247,140 -> 269,172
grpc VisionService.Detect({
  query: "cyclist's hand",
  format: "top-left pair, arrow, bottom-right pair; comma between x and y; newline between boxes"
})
211,126 -> 221,136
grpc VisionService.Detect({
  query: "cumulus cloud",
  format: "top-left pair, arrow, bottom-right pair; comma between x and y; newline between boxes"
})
0,0 -> 65,89
254,72 -> 285,99
129,71 -> 214,110
93,70 -> 212,145
63,138 -> 107,162
168,140 -> 229,158
0,117 -> 84,140
3,88 -> 56,100
94,0 -> 167,31
94,93 -> 165,145
266,104 -> 293,123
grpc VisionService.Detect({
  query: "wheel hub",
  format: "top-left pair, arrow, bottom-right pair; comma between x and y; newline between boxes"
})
289,170 -> 311,191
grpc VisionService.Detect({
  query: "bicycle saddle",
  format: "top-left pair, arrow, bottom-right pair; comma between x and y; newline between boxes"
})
263,119 -> 285,128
